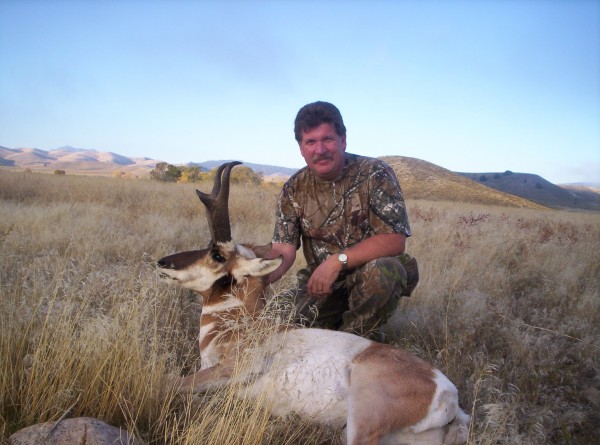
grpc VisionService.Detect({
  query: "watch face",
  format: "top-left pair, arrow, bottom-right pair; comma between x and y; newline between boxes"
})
338,253 -> 348,263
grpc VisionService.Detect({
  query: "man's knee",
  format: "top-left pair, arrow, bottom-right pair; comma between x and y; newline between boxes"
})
355,256 -> 408,295
366,254 -> 419,297
396,253 -> 419,296
345,254 -> 419,320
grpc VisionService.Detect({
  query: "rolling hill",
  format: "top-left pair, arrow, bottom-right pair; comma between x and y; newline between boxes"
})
458,171 -> 600,211
0,146 -> 158,177
189,160 -> 297,177
2,146 -> 598,210
380,156 -> 547,209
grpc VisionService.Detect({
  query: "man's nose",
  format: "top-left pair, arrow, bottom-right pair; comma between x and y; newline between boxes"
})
314,141 -> 327,153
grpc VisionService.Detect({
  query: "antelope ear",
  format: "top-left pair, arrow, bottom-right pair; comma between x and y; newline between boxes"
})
233,256 -> 282,279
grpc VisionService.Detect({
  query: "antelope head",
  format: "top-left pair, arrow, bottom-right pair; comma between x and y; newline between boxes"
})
157,161 -> 282,300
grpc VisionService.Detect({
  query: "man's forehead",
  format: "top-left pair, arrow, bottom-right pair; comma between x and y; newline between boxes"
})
301,123 -> 337,138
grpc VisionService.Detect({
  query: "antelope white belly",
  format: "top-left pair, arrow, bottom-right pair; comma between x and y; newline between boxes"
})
242,328 -> 372,427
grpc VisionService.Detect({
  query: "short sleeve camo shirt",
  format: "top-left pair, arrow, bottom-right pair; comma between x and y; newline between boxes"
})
272,153 -> 411,267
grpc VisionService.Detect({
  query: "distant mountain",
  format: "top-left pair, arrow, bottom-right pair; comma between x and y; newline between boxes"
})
560,181 -> 600,189
0,146 -> 161,176
458,171 -> 600,211
54,145 -> 88,153
0,146 -> 55,165
189,160 -> 298,177
0,147 -> 17,166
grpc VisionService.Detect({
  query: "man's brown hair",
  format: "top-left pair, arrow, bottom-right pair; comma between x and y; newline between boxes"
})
294,101 -> 347,143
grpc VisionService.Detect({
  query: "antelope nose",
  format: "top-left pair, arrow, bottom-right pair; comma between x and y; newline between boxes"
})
157,259 -> 170,269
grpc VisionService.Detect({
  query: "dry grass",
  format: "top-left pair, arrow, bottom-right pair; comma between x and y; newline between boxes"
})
1,171 -> 598,444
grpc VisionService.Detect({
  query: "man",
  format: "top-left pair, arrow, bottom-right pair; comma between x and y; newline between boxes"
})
267,101 -> 418,338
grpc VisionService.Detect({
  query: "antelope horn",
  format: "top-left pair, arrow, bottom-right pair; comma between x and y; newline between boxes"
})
196,161 -> 242,243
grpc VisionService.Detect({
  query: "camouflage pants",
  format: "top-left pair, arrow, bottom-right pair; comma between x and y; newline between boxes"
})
293,254 -> 419,339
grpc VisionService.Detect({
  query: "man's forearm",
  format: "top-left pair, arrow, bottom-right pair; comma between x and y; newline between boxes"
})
342,233 -> 406,270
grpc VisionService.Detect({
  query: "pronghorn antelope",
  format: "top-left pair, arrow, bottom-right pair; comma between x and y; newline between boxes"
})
157,161 -> 470,445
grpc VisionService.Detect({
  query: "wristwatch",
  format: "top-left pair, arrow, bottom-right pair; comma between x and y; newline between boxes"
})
337,253 -> 348,270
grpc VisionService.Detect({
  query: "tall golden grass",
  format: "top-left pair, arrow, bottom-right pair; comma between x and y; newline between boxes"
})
1,171 -> 598,444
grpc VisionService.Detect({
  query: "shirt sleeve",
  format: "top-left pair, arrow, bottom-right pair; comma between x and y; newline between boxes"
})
369,162 -> 412,237
271,181 -> 302,247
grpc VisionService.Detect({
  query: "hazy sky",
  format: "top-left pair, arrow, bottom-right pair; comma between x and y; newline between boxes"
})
1,0 -> 598,184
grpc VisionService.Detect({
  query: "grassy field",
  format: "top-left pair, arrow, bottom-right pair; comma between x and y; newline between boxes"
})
1,171 -> 599,444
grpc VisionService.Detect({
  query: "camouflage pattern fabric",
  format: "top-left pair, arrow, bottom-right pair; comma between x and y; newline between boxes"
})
292,253 -> 419,339
272,153 -> 411,267
271,154 -> 418,338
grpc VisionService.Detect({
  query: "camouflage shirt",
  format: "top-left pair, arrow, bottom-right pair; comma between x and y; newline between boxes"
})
272,153 -> 411,267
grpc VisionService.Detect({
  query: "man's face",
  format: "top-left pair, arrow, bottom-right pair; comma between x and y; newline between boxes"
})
299,123 -> 347,180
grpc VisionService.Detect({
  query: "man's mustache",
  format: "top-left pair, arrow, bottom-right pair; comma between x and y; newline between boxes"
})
312,154 -> 332,163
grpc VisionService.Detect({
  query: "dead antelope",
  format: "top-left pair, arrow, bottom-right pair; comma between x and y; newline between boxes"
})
157,161 -> 470,445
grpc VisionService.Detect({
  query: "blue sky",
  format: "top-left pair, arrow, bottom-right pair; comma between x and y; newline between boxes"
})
1,0 -> 598,184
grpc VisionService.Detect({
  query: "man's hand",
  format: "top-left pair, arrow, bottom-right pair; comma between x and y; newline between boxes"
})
307,233 -> 407,297
307,256 -> 342,298
265,242 -> 297,284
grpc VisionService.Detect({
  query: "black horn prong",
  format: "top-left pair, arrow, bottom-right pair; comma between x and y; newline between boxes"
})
196,162 -> 227,204
196,161 -> 242,243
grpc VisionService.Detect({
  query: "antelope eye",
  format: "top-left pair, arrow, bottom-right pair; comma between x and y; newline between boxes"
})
212,251 -> 226,263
